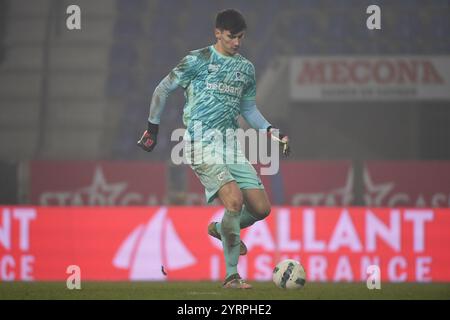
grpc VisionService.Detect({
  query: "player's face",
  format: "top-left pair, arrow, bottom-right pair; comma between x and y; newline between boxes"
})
215,29 -> 245,56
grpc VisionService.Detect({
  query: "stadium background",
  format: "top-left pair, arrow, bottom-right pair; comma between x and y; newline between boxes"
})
0,0 -> 450,298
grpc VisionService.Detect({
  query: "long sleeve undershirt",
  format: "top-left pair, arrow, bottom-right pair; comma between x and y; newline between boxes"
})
240,99 -> 271,130
147,74 -> 179,124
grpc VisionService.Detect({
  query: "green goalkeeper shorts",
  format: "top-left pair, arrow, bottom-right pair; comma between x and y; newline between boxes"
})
186,139 -> 265,204
190,161 -> 265,204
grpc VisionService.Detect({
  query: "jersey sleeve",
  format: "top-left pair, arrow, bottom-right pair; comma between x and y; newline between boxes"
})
240,100 -> 271,130
242,63 -> 256,101
147,74 -> 179,124
148,53 -> 201,124
170,53 -> 201,89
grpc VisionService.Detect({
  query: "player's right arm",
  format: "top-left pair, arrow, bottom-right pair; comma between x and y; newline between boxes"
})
138,53 -> 200,152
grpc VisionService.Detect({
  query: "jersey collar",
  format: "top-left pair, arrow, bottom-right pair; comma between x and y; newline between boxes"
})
210,45 -> 237,60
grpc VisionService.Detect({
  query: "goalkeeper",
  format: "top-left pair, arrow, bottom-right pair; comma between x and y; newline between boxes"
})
139,9 -> 290,289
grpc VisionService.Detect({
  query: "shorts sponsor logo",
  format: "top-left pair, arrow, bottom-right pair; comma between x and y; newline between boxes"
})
217,171 -> 225,181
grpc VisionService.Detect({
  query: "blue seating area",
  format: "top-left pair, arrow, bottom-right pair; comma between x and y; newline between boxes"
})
107,0 -> 450,159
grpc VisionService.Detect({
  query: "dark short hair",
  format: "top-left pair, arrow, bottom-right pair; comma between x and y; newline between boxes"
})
215,9 -> 247,34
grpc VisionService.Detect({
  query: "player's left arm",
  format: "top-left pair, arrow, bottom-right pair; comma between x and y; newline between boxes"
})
240,62 -> 290,156
240,100 -> 291,156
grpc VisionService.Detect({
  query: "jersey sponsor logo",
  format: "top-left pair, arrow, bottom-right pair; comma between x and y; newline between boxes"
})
206,81 -> 243,96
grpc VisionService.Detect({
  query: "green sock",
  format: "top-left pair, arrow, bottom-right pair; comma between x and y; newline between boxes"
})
216,206 -> 261,233
219,210 -> 241,278
239,205 -> 261,229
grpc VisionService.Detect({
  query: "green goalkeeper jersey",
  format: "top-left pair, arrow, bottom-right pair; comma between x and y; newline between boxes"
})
170,45 -> 256,137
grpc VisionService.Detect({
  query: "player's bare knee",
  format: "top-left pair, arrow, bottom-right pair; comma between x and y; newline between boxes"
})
224,187 -> 244,212
226,197 -> 243,213
261,205 -> 271,218
254,205 -> 271,220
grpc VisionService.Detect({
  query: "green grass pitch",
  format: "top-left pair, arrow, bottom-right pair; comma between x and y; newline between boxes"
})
0,282 -> 449,300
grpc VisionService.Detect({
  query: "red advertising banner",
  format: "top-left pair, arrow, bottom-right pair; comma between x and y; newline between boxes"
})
1,206 -> 449,282
364,161 -> 450,207
30,161 -> 167,206
280,161 -> 353,206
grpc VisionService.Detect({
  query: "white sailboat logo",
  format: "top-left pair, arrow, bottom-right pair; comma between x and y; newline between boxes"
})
113,207 -> 197,280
